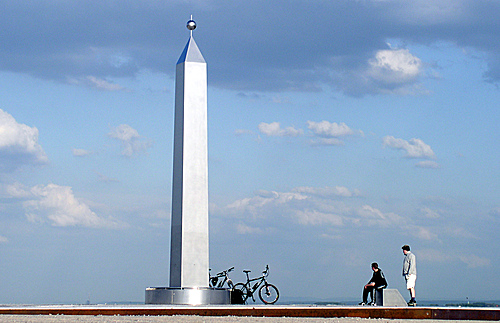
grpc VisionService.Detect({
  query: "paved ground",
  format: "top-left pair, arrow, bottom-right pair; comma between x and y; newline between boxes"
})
0,316 -> 492,323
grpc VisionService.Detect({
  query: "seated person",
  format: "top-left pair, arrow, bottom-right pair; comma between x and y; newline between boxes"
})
359,262 -> 387,305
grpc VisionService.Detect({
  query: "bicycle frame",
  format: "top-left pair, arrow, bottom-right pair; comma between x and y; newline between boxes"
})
241,266 -> 270,301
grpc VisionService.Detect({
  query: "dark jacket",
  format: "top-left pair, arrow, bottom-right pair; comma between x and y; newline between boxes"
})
369,269 -> 388,288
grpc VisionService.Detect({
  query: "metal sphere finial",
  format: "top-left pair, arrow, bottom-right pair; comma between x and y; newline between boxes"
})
187,19 -> 196,31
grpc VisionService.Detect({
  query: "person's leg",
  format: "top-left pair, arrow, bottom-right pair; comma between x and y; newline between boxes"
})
368,287 -> 374,304
362,287 -> 370,304
406,275 -> 417,305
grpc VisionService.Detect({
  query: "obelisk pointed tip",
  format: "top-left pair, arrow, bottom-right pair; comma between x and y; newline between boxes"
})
177,17 -> 205,64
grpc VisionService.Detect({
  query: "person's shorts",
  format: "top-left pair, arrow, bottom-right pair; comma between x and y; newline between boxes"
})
405,274 -> 416,289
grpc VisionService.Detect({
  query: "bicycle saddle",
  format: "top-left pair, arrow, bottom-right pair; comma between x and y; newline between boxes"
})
243,270 -> 251,273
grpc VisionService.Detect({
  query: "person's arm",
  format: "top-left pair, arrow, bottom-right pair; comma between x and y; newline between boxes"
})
409,254 -> 416,274
364,282 -> 375,288
365,273 -> 376,288
403,256 -> 409,276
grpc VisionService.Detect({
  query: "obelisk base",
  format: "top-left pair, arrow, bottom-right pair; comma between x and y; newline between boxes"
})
145,287 -> 231,305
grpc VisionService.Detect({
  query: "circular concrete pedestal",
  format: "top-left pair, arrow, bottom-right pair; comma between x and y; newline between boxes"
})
145,287 -> 231,305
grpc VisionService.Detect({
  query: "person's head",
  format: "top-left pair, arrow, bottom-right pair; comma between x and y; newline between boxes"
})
402,245 -> 410,254
371,262 -> 379,271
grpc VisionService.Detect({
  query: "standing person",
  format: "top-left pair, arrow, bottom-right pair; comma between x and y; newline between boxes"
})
359,262 -> 388,305
402,244 -> 417,306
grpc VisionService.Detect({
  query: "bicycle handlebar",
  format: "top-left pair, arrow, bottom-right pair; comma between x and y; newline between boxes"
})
262,264 -> 270,277
216,266 -> 235,276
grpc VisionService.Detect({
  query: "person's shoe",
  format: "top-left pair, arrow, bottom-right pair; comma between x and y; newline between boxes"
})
358,302 -> 366,306
407,299 -> 417,306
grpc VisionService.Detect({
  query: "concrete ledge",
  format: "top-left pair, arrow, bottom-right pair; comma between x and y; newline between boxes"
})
0,305 -> 498,321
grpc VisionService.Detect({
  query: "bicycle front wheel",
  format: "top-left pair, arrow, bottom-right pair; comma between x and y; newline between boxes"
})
233,283 -> 249,303
258,283 -> 279,304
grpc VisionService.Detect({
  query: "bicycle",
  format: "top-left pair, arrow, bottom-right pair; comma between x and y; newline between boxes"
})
233,265 -> 279,304
209,266 -> 235,289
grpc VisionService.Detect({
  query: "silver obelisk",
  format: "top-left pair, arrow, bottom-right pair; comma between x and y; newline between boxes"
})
146,18 -> 230,305
169,18 -> 209,288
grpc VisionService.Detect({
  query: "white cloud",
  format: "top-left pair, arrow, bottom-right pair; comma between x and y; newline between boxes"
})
357,204 -> 403,227
67,76 -> 128,91
94,171 -> 119,183
421,207 -> 440,219
14,183 -> 120,228
459,254 -> 491,268
307,121 -> 362,146
0,109 -> 48,170
368,49 -> 422,84
410,224 -> 439,240
445,226 -> 478,240
418,249 -> 454,263
226,190 -> 309,216
294,209 -> 344,226
72,148 -> 93,157
292,186 -> 361,198
0,235 -> 8,243
236,223 -> 272,235
271,95 -> 289,104
420,249 -> 491,268
383,135 -> 436,159
4,182 -> 33,198
337,48 -> 427,96
217,186 -> 479,245
258,122 -> 304,137
109,124 -> 140,141
108,124 -> 152,157
307,121 -> 354,137
86,76 -> 126,91
220,187 -> 411,233
254,120 -> 361,146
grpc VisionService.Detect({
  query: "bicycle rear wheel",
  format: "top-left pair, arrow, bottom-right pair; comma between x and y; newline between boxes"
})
258,283 -> 279,304
233,283 -> 249,303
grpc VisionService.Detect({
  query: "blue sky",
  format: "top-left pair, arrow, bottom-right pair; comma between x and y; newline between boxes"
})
0,0 -> 498,304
